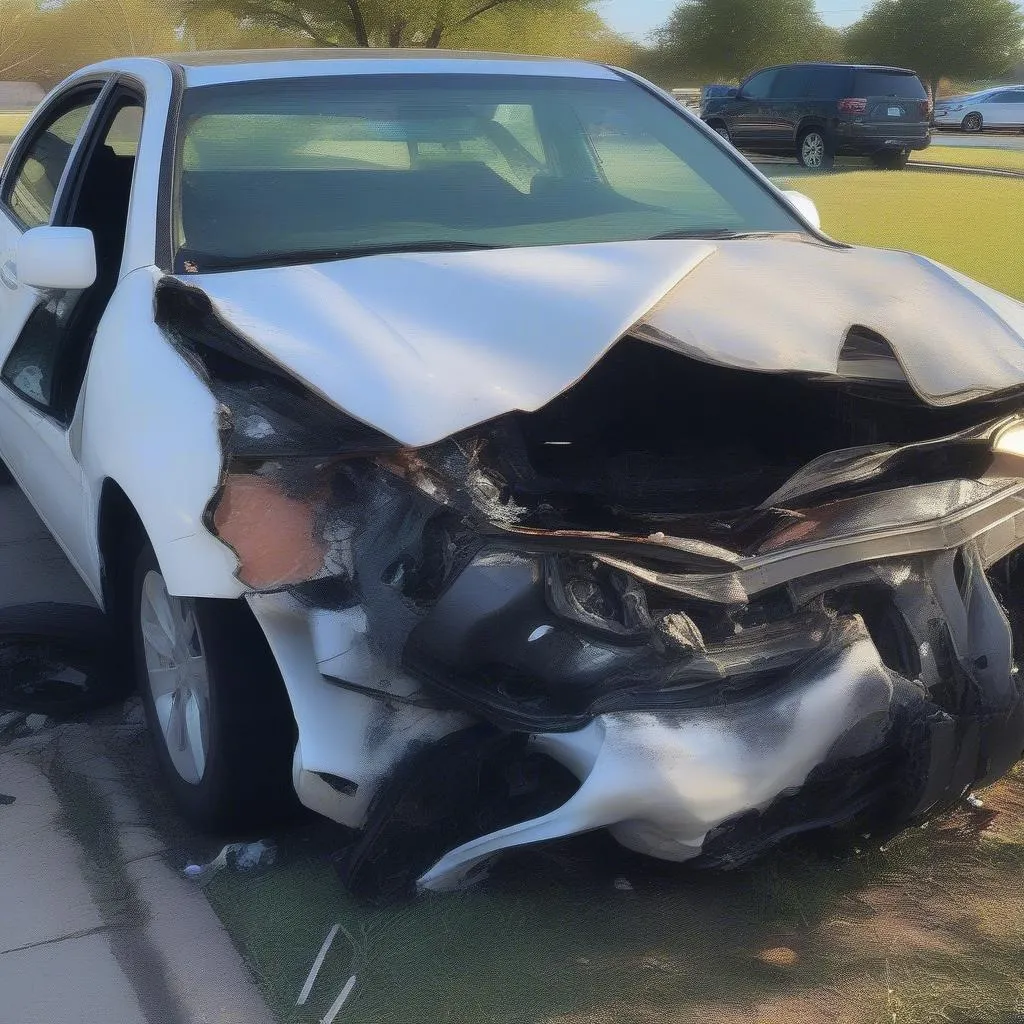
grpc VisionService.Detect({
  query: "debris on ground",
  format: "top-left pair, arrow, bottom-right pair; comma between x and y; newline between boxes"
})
613,877 -> 634,892
0,793 -> 15,806
0,603 -> 119,719
758,946 -> 799,967
321,975 -> 357,1024
184,840 -> 278,884
966,793 -> 985,809
297,924 -> 340,1006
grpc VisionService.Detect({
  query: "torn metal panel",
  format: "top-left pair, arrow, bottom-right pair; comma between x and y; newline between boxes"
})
175,237 -> 1024,449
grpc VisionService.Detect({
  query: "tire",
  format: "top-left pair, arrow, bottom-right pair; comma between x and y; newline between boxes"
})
797,128 -> 833,170
961,112 -> 983,133
871,148 -> 910,170
133,542 -> 298,831
709,121 -> 732,143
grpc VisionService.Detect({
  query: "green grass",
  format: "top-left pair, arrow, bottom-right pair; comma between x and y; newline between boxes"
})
207,773 -> 1024,1024
0,110 -> 29,142
777,170 -> 1024,301
912,145 -> 1024,173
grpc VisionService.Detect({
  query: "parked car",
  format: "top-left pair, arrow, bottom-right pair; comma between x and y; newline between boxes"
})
702,62 -> 932,169
2,50 -> 1024,897
699,83 -> 734,116
933,86 -> 1024,132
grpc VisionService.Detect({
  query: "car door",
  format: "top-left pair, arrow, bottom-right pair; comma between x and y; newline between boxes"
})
0,81 -> 143,579
727,69 -> 778,148
764,66 -> 812,148
989,90 -> 1024,127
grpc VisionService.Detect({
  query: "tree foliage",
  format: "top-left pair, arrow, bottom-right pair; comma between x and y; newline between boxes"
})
845,0 -> 1024,99
651,0 -> 843,84
178,0 -> 600,49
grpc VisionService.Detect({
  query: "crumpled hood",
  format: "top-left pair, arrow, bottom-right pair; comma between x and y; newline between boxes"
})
188,236 -> 1024,448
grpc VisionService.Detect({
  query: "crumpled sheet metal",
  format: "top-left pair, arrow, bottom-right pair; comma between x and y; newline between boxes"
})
638,240 -> 1024,405
417,625 -> 895,891
186,236 -> 1024,449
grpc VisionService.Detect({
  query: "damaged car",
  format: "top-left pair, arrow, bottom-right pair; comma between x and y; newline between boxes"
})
2,49 -> 1024,896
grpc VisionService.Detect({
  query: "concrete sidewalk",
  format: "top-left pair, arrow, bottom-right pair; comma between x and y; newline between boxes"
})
0,482 -> 278,1024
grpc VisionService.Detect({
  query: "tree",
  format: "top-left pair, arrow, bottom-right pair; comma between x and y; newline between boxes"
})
845,0 -> 1024,102
651,0 -> 842,84
179,0 -> 599,49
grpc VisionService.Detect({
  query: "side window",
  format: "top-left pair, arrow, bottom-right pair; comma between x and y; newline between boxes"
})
993,92 -> 1022,103
769,68 -> 811,98
741,71 -> 778,100
3,92 -> 101,229
808,67 -> 850,100
2,93 -> 143,419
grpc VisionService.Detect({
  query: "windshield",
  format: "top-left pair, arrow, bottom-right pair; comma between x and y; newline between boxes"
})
852,71 -> 927,98
172,73 -> 803,272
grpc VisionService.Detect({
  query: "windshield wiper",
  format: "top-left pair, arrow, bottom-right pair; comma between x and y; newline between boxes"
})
182,240 -> 501,273
646,228 -> 778,240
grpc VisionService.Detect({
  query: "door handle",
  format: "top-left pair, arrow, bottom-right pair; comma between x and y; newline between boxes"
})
0,259 -> 17,290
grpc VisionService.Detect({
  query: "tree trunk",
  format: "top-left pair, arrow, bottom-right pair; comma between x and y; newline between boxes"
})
426,23 -> 444,47
388,18 -> 407,46
345,0 -> 370,46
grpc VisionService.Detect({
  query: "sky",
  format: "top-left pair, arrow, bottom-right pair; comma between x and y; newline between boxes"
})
597,0 -> 874,37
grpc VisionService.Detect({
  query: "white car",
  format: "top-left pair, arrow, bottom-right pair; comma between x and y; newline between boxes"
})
933,86 -> 1024,131
3,50 -> 1024,897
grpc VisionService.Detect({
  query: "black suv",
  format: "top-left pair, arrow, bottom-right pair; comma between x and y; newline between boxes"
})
701,63 -> 931,169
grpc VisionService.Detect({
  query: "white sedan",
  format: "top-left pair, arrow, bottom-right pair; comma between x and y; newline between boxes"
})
3,50 -> 1024,897
933,86 -> 1024,131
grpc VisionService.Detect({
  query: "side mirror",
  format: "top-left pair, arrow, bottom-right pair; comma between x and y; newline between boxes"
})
726,88 -> 740,99
781,190 -> 821,231
16,226 -> 96,290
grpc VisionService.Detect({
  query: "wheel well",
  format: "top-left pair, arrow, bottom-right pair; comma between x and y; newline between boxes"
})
98,479 -> 146,615
797,121 -> 827,140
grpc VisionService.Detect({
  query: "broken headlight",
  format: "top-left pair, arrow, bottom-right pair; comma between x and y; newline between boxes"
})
545,554 -> 653,641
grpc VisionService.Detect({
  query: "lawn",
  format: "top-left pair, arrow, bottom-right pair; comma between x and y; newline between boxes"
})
0,110 -> 29,142
208,773 -> 1024,1024
777,170 -> 1024,301
204,167 -> 1024,1024
911,145 -> 1024,174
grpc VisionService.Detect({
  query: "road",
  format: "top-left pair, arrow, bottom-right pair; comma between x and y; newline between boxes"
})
931,130 -> 1024,151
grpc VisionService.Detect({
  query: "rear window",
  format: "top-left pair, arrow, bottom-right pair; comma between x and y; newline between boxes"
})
852,71 -> 927,98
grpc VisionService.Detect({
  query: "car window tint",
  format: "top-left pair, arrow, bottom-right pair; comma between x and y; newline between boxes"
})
852,71 -> 927,98
741,70 -> 777,99
174,75 -> 804,272
4,94 -> 100,228
492,104 -> 545,162
808,66 -> 852,99
992,92 -> 1023,103
769,68 -> 811,97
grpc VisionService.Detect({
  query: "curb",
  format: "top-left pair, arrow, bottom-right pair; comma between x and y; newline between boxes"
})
31,722 -> 278,1024
908,161 -> 1024,179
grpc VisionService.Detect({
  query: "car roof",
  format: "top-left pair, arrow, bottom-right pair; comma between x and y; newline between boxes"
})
752,62 -> 920,74
157,48 -> 620,87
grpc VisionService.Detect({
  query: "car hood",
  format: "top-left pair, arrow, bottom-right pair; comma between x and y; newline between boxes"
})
186,236 -> 1024,448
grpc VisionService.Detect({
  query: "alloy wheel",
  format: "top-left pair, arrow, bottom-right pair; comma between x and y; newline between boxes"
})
801,132 -> 825,168
139,571 -> 210,785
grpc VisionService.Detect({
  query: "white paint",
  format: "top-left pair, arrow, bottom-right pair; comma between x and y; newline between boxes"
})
196,241 -> 717,448
321,975 -> 357,1024
779,190 -> 821,231
296,924 -> 339,1006
418,634 -> 895,891
17,227 -> 96,290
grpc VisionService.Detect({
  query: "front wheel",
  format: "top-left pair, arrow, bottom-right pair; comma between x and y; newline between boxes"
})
797,129 -> 833,170
134,543 -> 297,831
871,148 -> 910,170
961,112 -> 983,133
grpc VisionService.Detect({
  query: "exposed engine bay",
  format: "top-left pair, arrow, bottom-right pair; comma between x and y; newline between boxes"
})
153,237 -> 1024,896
